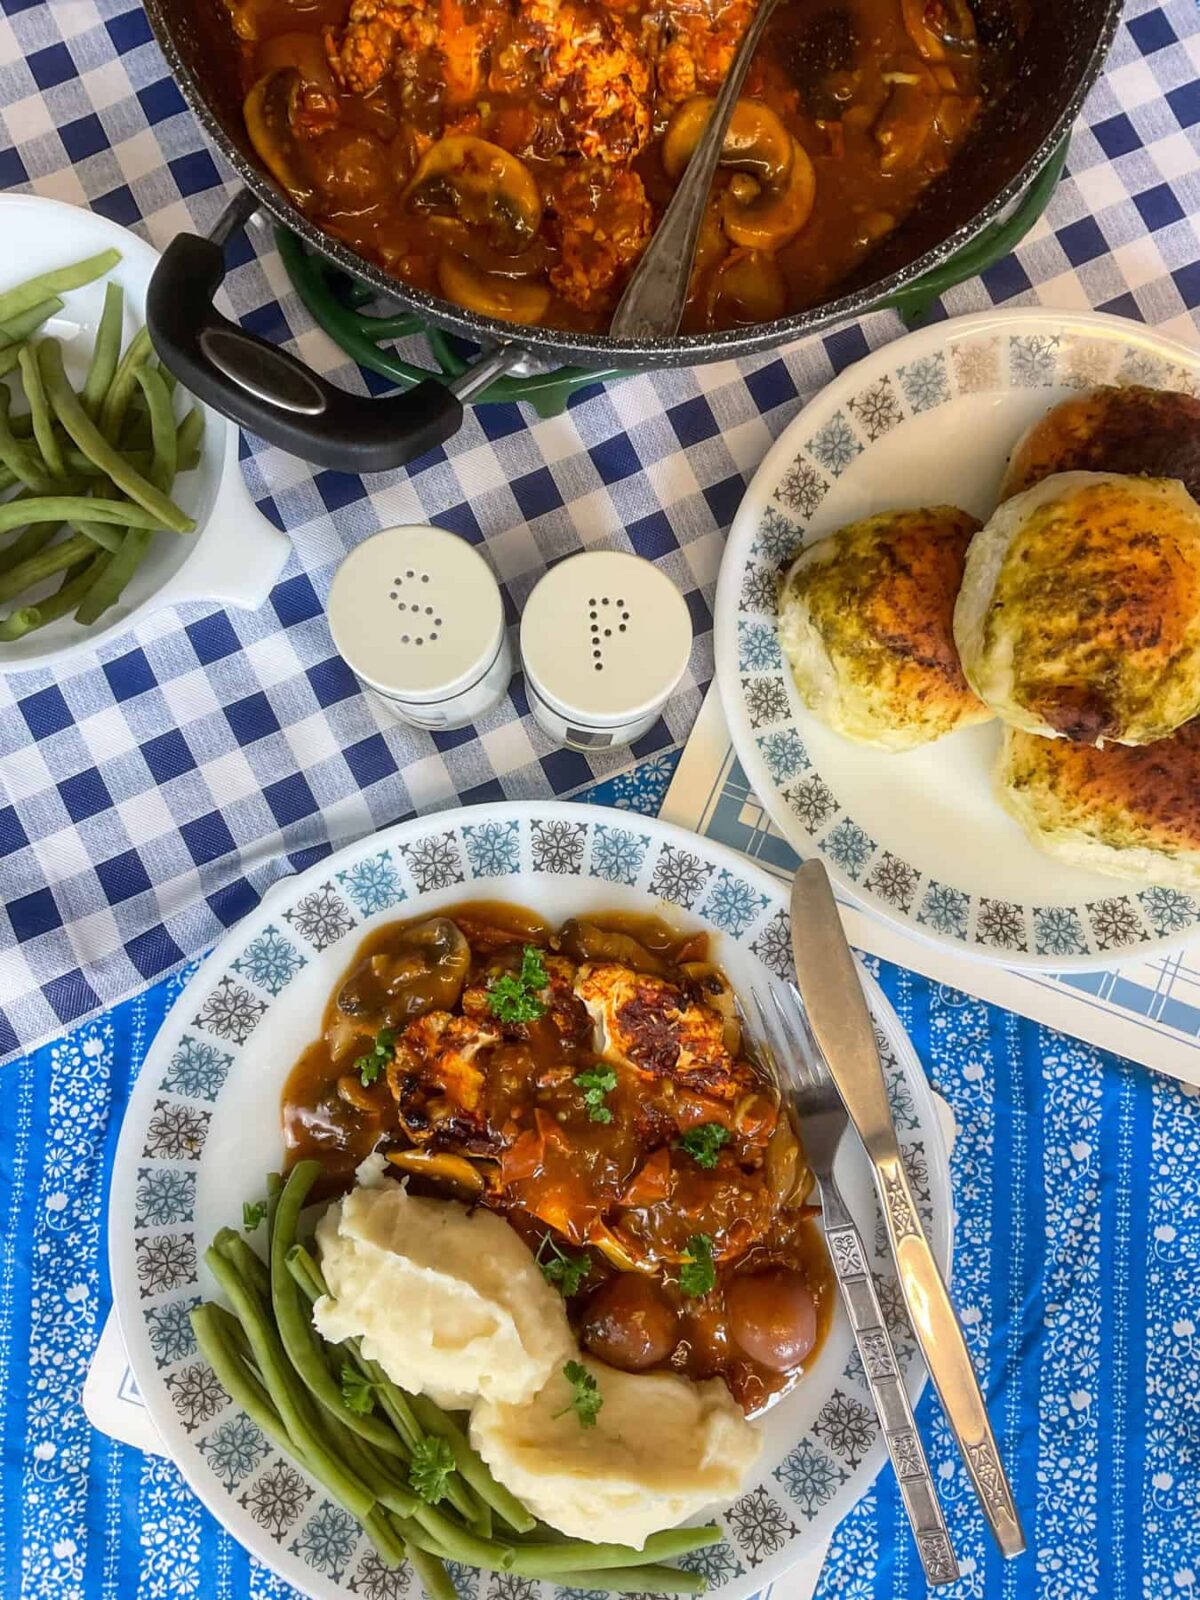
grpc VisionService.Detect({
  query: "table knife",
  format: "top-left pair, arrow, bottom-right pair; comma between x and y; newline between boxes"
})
789,860 -> 1027,1560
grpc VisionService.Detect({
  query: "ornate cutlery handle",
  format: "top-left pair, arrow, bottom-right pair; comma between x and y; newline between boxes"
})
877,1155 -> 1026,1559
823,1203 -> 960,1586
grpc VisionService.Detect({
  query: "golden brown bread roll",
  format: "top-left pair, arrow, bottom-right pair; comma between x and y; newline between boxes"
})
1000,384 -> 1200,501
1000,721 -> 1200,891
954,472 -> 1200,746
778,505 -> 991,751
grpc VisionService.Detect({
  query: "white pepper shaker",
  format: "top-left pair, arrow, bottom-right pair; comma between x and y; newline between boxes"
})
520,549 -> 692,751
328,524 -> 511,731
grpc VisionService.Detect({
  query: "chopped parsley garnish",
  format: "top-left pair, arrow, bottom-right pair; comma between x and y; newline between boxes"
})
536,1233 -> 590,1297
355,1027 -> 396,1087
677,1123 -> 730,1170
487,945 -> 549,1024
679,1234 -> 716,1298
574,1066 -> 617,1124
340,1364 -> 375,1416
242,1199 -> 267,1232
553,1360 -> 603,1429
409,1436 -> 455,1504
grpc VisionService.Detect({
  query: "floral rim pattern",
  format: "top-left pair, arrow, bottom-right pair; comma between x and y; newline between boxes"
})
727,321 -> 1200,963
114,806 -> 944,1600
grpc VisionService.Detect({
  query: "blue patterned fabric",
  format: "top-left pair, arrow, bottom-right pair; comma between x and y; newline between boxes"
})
0,0 -> 1198,1062
3,864 -> 1199,1596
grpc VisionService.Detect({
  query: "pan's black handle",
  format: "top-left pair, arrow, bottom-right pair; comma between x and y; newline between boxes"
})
146,192 -> 464,474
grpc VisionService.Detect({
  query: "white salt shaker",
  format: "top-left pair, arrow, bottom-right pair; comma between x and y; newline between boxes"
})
520,550 -> 692,751
328,524 -> 511,730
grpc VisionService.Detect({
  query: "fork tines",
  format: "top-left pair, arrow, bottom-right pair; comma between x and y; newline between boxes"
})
750,982 -> 829,1095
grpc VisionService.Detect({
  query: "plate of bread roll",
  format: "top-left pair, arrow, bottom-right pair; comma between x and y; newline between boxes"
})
715,308 -> 1200,968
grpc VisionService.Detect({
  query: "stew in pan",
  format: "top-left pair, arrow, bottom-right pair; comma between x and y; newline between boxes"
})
226,0 -> 1005,333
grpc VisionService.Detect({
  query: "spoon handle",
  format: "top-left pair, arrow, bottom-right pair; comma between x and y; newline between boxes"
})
610,0 -> 783,341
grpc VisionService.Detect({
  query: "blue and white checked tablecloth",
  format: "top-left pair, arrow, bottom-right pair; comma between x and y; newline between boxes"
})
0,0 -> 1198,1065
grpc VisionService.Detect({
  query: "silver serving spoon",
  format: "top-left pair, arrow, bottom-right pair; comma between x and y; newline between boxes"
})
611,0 -> 784,342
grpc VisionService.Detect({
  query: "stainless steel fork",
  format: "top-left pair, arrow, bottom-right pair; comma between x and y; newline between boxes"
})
750,986 -> 960,1588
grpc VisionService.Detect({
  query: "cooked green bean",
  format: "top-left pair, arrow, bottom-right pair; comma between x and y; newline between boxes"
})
18,346 -> 66,480
0,346 -> 22,379
0,517 -> 60,576
271,1165 -> 418,1463
215,1227 -> 271,1300
204,1244 -> 378,1521
403,1536 -> 458,1600
82,283 -> 124,418
0,531 -> 95,604
192,1302 -> 298,1458
177,405 -> 205,465
0,250 -> 119,327
196,1302 -> 408,1572
98,324 -> 152,443
0,390 -> 56,492
0,296 -> 64,348
0,605 -> 42,640
37,340 -> 193,532
408,1395 -> 537,1536
286,1238 -> 516,1527
0,552 -> 112,637
286,1243 -> 425,1453
62,446 -> 155,476
134,364 -> 177,493
0,496 -> 173,535
74,526 -> 153,626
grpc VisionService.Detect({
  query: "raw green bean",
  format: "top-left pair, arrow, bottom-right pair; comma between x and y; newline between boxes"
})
0,296 -> 64,348
74,526 -> 153,625
18,345 -> 66,480
271,1163 -> 415,1460
0,250 -> 120,326
0,496 -> 174,534
204,1245 -> 378,1521
0,531 -> 95,604
98,324 -> 152,443
134,364 -> 177,493
409,1394 -> 537,1535
82,283 -> 124,418
37,340 -> 193,532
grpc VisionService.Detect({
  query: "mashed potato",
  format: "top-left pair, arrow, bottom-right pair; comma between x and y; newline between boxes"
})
471,1358 -> 760,1549
313,1180 -> 573,1408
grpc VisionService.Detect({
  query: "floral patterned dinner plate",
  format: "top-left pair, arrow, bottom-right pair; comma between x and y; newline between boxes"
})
715,308 -> 1200,971
109,801 -> 952,1600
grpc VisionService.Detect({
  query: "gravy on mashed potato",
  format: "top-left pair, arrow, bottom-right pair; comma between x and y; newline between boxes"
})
314,1170 -> 761,1547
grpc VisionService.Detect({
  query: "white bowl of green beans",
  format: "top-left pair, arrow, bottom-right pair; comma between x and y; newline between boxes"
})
0,194 -> 289,673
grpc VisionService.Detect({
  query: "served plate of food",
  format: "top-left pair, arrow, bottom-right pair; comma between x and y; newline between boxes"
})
109,801 -> 950,1600
715,306 -> 1200,969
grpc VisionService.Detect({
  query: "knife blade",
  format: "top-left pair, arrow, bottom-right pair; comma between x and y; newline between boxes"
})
789,859 -> 1026,1561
